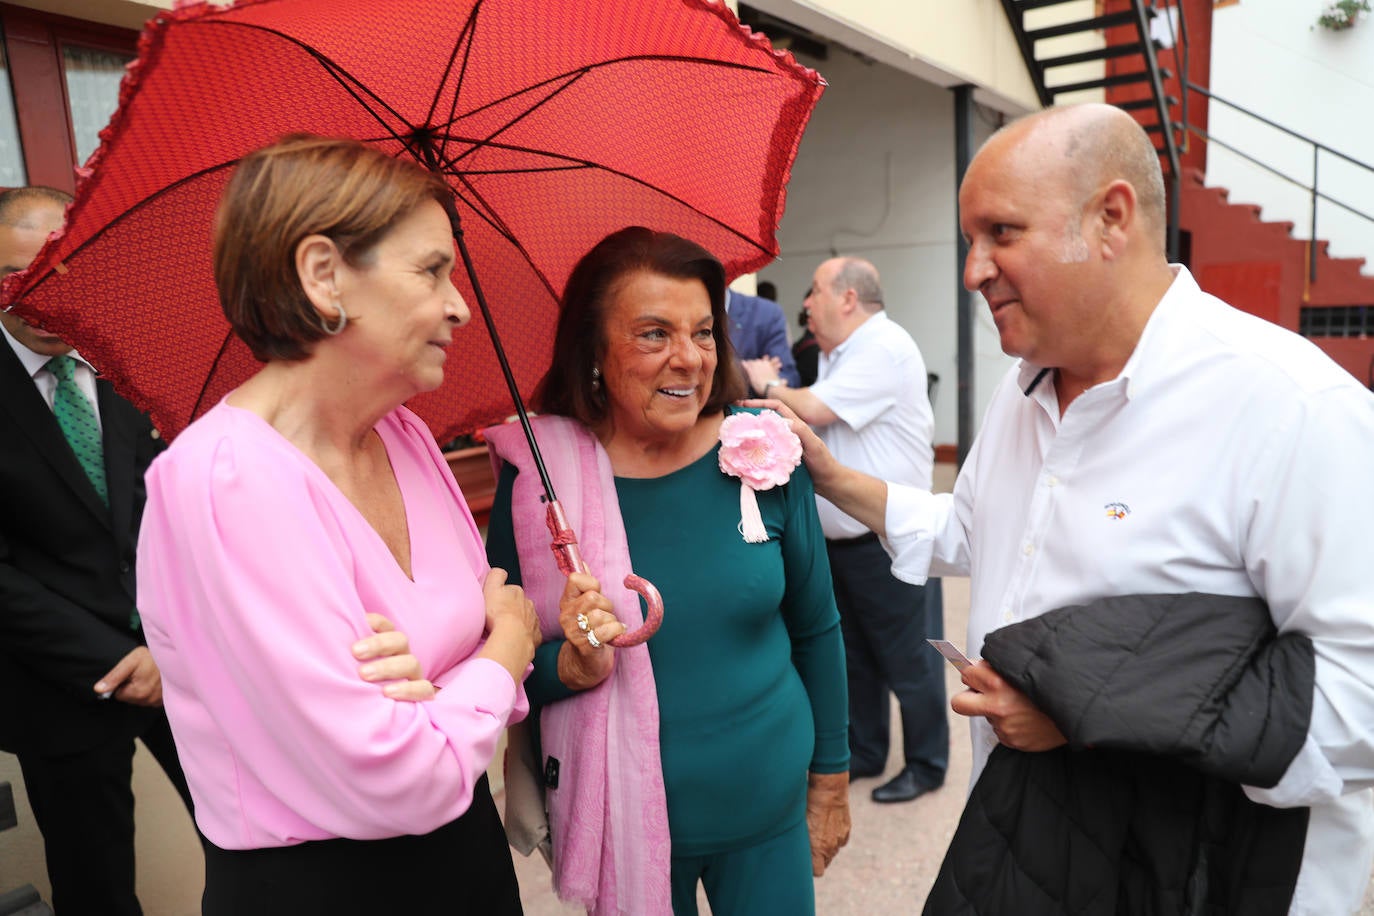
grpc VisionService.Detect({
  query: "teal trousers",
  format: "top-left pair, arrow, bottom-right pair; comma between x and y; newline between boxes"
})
670,818 -> 814,916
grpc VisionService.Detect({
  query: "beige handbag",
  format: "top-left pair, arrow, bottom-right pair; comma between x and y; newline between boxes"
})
502,719 -> 552,866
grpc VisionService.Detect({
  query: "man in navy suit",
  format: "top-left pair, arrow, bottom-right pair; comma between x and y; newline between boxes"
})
726,287 -> 799,392
0,187 -> 194,914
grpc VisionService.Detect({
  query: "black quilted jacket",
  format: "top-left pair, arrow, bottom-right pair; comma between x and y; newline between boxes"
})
924,593 -> 1314,916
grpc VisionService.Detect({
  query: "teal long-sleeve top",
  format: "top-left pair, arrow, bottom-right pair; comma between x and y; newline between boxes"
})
486,430 -> 848,856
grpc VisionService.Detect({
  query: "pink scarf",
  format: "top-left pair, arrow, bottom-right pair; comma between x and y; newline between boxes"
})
485,417 -> 672,915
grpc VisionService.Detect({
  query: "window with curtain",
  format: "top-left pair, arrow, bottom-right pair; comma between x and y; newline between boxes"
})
62,44 -> 133,168
0,38 -> 27,187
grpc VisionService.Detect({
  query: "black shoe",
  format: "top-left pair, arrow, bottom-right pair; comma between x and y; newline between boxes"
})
871,766 -> 942,804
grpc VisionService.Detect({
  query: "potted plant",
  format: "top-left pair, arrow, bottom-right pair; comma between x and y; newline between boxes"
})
1315,0 -> 1371,30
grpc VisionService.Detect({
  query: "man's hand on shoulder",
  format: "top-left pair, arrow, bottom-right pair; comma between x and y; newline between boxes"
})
741,357 -> 783,397
738,396 -> 890,534
740,358 -> 839,427
94,646 -> 163,707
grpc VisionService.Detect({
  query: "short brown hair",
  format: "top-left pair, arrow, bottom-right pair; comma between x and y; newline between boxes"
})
536,226 -> 745,426
213,134 -> 452,361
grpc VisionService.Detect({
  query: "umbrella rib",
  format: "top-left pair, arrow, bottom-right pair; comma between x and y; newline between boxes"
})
193,21 -> 418,145
446,172 -> 560,302
459,165 -> 590,175
426,0 -> 481,149
9,160 -> 242,296
443,70 -> 588,169
191,328 -> 237,422
449,173 -> 524,252
431,54 -> 786,172
438,53 -> 782,131
427,139 -> 772,259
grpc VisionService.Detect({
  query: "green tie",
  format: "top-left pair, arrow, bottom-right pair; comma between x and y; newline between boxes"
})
46,355 -> 108,507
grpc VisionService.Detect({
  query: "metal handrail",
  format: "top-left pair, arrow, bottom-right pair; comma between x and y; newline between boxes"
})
1183,81 -> 1374,282
1179,123 -> 1374,226
1165,0 -> 1189,156
1186,83 -> 1374,172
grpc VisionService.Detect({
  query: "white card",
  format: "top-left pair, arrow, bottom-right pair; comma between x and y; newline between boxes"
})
927,638 -> 974,672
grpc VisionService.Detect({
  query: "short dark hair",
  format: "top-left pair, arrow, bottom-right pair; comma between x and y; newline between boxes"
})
536,226 -> 745,426
213,134 -> 452,361
0,186 -> 72,225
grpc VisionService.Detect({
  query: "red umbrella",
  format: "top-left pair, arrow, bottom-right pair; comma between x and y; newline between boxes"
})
3,0 -> 822,644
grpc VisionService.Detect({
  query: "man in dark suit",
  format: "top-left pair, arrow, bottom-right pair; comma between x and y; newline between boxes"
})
0,187 -> 193,914
725,287 -> 800,392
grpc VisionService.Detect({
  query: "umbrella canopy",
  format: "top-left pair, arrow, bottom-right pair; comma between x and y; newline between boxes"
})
2,0 -> 822,446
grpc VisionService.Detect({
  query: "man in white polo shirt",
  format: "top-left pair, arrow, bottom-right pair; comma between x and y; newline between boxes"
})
743,256 -> 946,805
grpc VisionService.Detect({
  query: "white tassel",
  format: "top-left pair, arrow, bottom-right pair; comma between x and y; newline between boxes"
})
738,482 -> 768,543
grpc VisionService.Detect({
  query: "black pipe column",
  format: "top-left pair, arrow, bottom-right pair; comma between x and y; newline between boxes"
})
953,84 -> 975,468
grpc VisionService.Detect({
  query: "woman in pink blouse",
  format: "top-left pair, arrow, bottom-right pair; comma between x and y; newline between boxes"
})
136,135 -> 539,914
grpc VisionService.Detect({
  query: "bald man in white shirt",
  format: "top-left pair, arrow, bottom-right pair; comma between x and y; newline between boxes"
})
757,104 -> 1374,914
743,257 -> 947,806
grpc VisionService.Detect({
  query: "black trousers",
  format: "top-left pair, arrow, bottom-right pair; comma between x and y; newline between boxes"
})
202,774 -> 521,915
17,711 -> 194,916
827,534 -> 948,784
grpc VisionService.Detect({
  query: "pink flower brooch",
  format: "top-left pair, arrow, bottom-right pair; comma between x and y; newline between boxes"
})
718,410 -> 803,543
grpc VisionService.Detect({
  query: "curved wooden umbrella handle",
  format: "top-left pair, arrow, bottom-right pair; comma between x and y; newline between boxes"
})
608,573 -> 663,647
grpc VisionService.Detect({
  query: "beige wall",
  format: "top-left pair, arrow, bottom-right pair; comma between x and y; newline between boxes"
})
751,0 -> 1104,114
10,0 -> 169,30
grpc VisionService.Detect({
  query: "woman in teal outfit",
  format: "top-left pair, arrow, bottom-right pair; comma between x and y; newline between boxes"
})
485,227 -> 850,915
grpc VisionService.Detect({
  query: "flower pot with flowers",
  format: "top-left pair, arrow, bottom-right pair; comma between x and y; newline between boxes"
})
1315,0 -> 1371,31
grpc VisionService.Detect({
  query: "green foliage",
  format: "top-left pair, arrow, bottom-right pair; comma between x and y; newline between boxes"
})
1316,0 -> 1371,31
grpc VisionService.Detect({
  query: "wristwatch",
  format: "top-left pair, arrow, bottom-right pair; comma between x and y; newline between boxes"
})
762,379 -> 784,396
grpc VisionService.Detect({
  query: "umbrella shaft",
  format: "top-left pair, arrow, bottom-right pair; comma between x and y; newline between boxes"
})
445,205 -> 558,503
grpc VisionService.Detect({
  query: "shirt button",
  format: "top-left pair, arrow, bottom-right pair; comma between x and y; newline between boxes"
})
1047,475 -> 1059,487
1002,611 -> 1013,623
1023,543 -> 1035,556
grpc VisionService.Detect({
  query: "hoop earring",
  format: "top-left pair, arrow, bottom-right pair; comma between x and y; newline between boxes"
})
320,299 -> 348,336
591,365 -> 601,391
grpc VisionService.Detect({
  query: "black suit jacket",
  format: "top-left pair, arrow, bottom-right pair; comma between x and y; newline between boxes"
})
0,342 -> 165,756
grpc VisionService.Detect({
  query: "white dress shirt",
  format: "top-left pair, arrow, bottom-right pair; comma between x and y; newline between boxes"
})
811,310 -> 933,539
882,267 -> 1374,915
2,320 -> 102,431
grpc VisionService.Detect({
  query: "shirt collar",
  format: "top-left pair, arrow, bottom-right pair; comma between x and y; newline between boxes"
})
1,317 -> 92,379
829,309 -> 888,359
1113,264 -> 1192,400
1015,264 -> 1193,402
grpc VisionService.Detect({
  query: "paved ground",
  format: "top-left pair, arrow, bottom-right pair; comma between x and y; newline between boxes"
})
507,464 -> 1374,915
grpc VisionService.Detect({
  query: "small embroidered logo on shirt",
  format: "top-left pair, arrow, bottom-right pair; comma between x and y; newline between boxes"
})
1105,502 -> 1130,520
